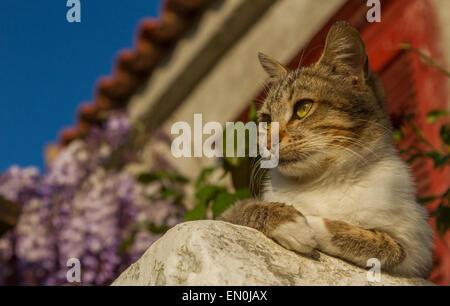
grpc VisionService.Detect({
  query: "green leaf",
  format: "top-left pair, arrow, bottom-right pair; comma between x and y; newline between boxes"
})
426,151 -> 443,162
212,192 -> 235,218
136,172 -> 157,184
399,43 -> 412,51
418,195 -> 439,204
170,173 -> 189,184
119,231 -> 137,253
248,102 -> 257,122
196,167 -> 216,187
405,150 -> 447,166
147,223 -> 168,234
406,153 -> 426,164
434,203 -> 450,236
234,188 -> 251,200
195,185 -> 224,204
442,187 -> 450,199
431,203 -> 442,217
440,124 -> 450,146
224,156 -> 243,168
222,121 -> 254,166
393,129 -> 403,142
160,187 -> 182,200
399,146 -> 420,155
212,188 -> 251,218
433,154 -> 450,168
421,151 -> 447,168
137,171 -> 189,184
426,110 -> 449,124
184,202 -> 207,221
405,116 -> 435,150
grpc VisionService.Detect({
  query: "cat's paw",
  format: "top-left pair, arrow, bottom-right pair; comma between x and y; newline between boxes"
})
269,215 -> 317,254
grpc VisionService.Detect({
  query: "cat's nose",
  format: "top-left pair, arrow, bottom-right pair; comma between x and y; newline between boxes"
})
267,129 -> 286,150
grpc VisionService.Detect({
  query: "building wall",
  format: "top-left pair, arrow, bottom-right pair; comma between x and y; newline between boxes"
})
432,0 -> 450,108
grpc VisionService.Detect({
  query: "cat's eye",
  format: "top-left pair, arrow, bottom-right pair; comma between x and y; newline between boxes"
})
294,99 -> 314,119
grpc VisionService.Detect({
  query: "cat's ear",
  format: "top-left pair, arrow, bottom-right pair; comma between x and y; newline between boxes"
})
318,21 -> 369,80
258,52 -> 287,79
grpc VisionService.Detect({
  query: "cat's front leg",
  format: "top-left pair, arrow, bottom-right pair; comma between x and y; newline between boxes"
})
220,200 -> 317,254
305,216 -> 406,272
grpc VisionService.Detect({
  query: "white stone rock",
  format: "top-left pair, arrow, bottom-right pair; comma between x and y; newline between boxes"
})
112,220 -> 432,286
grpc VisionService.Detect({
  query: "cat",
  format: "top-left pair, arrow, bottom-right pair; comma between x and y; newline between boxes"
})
220,21 -> 433,278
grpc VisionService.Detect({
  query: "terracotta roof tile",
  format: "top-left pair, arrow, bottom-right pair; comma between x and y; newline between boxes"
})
167,0 -> 209,13
96,95 -> 116,111
78,102 -> 99,123
139,13 -> 187,44
60,127 -> 81,146
77,121 -> 92,138
117,42 -> 161,75
59,0 -> 211,146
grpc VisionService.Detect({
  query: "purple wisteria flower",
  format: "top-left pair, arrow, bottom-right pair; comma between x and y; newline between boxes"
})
0,166 -> 40,202
0,112 -> 185,285
104,114 -> 131,148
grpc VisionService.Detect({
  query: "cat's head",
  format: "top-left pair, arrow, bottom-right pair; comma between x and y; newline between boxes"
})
257,21 -> 392,180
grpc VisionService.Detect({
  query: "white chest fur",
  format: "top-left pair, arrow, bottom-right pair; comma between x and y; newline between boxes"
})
262,156 -> 419,230
262,156 -> 433,276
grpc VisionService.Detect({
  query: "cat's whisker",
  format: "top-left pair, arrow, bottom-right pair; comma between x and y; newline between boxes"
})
284,137 -> 371,166
325,143 -> 369,166
329,136 -> 379,159
355,119 -> 394,136
249,156 -> 269,198
296,130 -> 380,160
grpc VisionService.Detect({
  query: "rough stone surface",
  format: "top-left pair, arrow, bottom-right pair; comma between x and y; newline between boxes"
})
112,220 -> 432,286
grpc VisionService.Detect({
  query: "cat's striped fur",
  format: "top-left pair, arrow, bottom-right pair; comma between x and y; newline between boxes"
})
221,22 -> 433,277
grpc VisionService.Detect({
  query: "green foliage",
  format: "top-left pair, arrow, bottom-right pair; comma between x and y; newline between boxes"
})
426,110 -> 449,124
396,109 -> 450,236
405,150 -> 449,169
137,101 -> 258,224
195,167 -> 216,187
147,222 -> 169,234
396,111 -> 450,169
119,221 -> 170,253
184,103 -> 258,221
222,102 -> 260,191
184,202 -> 208,221
119,231 -> 136,253
440,124 -> 450,147
432,203 -> 450,236
212,188 -> 251,218
212,192 -> 235,218
118,170 -> 189,251
184,166 -> 252,221
418,195 -> 440,205
160,186 -> 183,200
248,101 -> 258,122
137,171 -> 189,184
136,171 -> 188,204
400,44 -> 450,236
393,129 -> 403,142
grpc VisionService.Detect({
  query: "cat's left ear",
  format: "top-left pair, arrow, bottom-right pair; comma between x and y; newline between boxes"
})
258,52 -> 287,80
318,21 -> 370,80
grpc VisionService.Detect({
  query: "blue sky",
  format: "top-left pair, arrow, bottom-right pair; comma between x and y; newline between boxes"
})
0,0 -> 161,171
